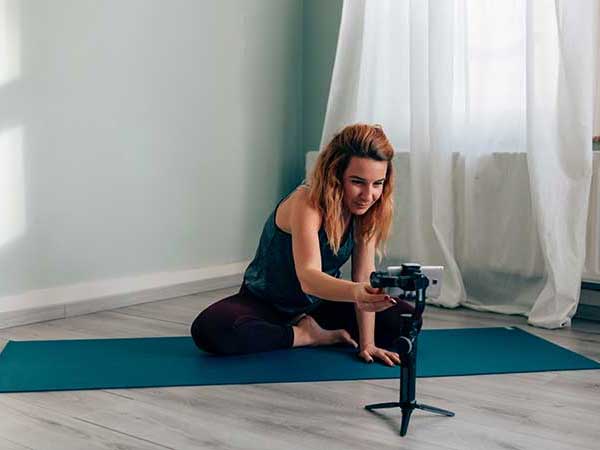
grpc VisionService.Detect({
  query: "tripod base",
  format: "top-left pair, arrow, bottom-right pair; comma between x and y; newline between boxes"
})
365,402 -> 455,436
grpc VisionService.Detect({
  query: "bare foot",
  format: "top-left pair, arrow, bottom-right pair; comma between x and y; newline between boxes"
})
292,315 -> 358,348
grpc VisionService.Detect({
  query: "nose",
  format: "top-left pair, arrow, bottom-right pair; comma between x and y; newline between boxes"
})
361,185 -> 376,201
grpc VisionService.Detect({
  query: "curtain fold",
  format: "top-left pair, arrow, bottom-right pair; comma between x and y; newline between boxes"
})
321,0 -> 598,328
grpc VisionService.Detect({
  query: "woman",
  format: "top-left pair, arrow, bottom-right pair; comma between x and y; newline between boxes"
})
191,124 -> 418,366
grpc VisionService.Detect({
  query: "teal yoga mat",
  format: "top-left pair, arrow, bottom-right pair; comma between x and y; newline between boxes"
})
0,327 -> 598,393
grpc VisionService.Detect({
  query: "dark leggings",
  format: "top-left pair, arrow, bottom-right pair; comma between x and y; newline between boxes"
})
190,284 -> 421,355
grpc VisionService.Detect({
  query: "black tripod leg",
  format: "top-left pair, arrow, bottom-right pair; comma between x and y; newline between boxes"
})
399,407 -> 413,436
364,402 -> 400,411
415,403 -> 455,417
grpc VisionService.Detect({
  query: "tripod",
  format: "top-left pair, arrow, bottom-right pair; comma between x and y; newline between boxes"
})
364,264 -> 455,436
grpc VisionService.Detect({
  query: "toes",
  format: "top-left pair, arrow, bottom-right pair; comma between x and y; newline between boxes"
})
337,330 -> 358,348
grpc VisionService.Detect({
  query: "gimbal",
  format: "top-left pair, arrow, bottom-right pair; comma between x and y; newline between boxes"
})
364,263 -> 454,436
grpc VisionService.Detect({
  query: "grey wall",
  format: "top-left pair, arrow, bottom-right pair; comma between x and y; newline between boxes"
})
0,0 -> 305,297
303,0 -> 343,154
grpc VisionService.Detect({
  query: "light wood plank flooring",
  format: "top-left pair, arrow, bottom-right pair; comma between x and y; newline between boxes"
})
0,287 -> 598,450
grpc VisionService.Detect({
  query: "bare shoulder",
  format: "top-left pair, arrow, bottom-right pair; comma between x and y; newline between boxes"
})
291,186 -> 320,219
277,186 -> 322,233
292,186 -> 314,210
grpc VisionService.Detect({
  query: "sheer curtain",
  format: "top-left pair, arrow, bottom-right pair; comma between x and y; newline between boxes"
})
321,0 -> 598,328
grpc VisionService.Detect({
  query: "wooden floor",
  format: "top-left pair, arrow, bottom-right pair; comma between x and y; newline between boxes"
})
0,287 -> 598,450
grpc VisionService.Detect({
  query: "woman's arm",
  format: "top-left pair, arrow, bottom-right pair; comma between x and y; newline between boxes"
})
352,229 -> 401,367
351,235 -> 377,347
290,189 -> 392,308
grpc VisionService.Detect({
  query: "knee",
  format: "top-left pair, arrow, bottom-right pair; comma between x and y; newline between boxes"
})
190,309 -> 243,355
190,309 -> 231,354
190,310 -> 214,353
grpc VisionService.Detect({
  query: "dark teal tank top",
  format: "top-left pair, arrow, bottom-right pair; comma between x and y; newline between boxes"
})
243,186 -> 354,315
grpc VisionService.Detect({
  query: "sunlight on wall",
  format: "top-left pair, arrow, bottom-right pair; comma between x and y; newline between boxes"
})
0,0 -> 20,86
0,126 -> 25,247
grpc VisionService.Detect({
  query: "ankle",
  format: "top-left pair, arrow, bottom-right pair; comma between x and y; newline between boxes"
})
292,324 -> 313,347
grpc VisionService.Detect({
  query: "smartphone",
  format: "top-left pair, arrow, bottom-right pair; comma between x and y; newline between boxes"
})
420,266 -> 443,298
385,265 -> 444,299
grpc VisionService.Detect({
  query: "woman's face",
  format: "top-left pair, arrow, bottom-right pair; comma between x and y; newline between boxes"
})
341,156 -> 388,215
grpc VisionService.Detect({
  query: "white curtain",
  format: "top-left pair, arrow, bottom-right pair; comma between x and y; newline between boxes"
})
322,0 -> 598,328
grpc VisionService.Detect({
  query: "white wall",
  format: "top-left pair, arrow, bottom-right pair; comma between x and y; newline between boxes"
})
0,0 -> 303,303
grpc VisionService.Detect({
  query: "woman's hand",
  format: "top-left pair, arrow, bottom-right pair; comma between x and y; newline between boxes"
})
353,282 -> 397,312
358,343 -> 401,367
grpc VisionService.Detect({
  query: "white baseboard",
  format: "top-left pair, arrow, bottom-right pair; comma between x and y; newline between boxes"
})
0,261 -> 250,330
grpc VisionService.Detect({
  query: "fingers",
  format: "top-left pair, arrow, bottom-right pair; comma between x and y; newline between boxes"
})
364,293 -> 389,302
359,351 -> 374,363
371,294 -> 396,304
380,354 -> 393,366
364,285 -> 383,295
357,299 -> 397,312
359,348 -> 401,367
375,349 -> 401,367
358,283 -> 394,304
343,332 -> 358,349
358,294 -> 396,306
367,303 -> 393,313
387,351 -> 402,365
